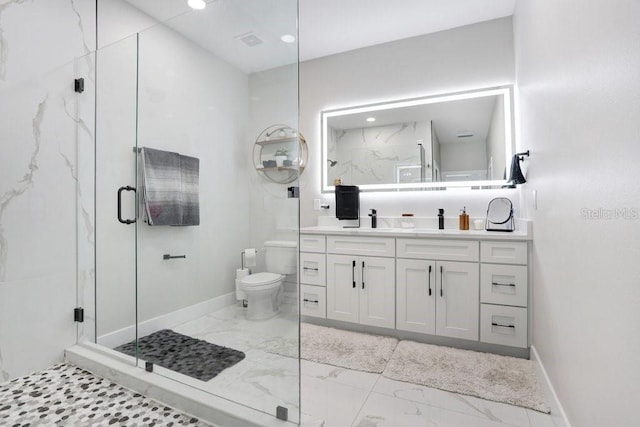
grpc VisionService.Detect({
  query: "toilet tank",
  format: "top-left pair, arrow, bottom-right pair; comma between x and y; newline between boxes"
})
264,240 -> 297,274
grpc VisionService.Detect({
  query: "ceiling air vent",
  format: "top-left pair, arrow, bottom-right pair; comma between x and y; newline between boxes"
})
236,32 -> 264,47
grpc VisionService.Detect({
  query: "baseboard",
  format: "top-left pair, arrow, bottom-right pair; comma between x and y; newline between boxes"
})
97,292 -> 236,348
530,345 -> 572,427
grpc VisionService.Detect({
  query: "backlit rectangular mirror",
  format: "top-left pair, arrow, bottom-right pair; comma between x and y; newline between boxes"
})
321,86 -> 514,192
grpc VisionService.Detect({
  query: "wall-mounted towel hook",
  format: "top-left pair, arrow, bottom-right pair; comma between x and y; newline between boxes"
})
506,150 -> 530,186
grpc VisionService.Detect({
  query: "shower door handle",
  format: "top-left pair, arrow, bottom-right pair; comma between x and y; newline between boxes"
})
117,186 -> 137,224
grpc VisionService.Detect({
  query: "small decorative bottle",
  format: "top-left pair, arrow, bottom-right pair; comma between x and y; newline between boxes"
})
459,206 -> 469,230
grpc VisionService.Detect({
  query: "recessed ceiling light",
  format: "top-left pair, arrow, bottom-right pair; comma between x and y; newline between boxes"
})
280,34 -> 296,43
366,117 -> 376,122
187,0 -> 206,10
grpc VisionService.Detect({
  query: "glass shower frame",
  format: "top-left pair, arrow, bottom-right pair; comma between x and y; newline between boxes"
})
78,2 -> 301,423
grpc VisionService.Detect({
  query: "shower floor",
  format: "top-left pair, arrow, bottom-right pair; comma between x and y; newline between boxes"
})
119,302 -> 301,422
0,363 -> 212,426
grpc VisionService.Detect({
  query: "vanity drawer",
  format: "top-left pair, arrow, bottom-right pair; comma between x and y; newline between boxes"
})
481,264 -> 527,307
326,236 -> 395,257
300,234 -> 326,253
300,253 -> 326,286
480,241 -> 527,265
397,238 -> 479,262
300,285 -> 326,318
480,304 -> 528,348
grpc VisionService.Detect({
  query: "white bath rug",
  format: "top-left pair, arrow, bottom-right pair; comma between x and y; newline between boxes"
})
382,340 -> 550,413
298,323 -> 398,373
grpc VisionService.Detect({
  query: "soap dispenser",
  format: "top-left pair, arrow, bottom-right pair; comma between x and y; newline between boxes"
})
368,209 -> 377,229
459,206 -> 469,230
438,209 -> 445,230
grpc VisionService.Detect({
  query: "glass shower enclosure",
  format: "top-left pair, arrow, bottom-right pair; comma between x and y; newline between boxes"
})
77,1 -> 300,423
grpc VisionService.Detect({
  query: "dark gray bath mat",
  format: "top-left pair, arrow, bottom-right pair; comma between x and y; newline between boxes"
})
114,329 -> 245,381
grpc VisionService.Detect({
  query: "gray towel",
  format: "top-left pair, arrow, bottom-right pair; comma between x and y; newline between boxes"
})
141,147 -> 200,226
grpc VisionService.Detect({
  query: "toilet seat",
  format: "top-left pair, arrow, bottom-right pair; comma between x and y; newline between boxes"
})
240,272 -> 282,291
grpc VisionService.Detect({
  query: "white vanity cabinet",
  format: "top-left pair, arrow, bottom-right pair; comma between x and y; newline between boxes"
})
299,235 -> 327,319
479,241 -> 529,348
326,236 -> 395,329
300,228 -> 531,354
396,239 -> 479,341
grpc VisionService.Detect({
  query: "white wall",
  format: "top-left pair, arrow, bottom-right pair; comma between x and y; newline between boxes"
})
0,0 -> 96,380
513,1 -> 640,425
95,1 -> 250,337
299,17 -> 520,226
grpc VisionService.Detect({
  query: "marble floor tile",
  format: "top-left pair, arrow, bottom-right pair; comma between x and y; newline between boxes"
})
115,303 -> 302,423
302,360 -> 379,391
526,409 -> 556,427
373,376 -> 531,426
353,392 -> 517,427
200,357 -> 300,421
301,374 -> 370,427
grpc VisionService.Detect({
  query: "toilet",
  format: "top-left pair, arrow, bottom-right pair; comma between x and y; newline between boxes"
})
240,240 -> 297,320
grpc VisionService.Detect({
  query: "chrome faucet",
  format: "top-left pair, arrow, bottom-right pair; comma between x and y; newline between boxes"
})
368,209 -> 377,228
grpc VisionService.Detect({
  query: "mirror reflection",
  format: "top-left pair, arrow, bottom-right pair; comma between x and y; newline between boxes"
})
322,87 -> 513,191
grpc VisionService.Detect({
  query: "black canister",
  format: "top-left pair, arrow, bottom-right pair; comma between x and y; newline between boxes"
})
438,208 -> 445,229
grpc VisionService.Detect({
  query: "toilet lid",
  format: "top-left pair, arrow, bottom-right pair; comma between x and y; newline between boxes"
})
241,272 -> 281,286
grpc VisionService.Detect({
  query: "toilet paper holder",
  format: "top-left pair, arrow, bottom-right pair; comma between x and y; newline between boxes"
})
241,249 -> 259,270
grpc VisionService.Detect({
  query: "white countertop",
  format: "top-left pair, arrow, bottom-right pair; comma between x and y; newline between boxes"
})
300,225 -> 532,241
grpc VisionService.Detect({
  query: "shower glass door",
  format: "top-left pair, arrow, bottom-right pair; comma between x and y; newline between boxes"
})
92,0 -> 300,423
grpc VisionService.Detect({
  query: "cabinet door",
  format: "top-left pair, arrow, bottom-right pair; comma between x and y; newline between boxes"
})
326,254 -> 359,323
396,259 -> 435,334
435,261 -> 479,340
359,256 -> 395,328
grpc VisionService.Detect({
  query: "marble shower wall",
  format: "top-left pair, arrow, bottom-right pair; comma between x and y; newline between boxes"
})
0,0 -> 96,381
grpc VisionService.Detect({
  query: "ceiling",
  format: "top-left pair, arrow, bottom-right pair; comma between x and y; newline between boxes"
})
123,0 -> 516,73
299,0 -> 515,62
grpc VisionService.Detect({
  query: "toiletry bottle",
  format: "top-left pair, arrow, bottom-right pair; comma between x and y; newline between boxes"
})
368,209 -> 377,228
438,209 -> 445,230
459,206 -> 469,230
